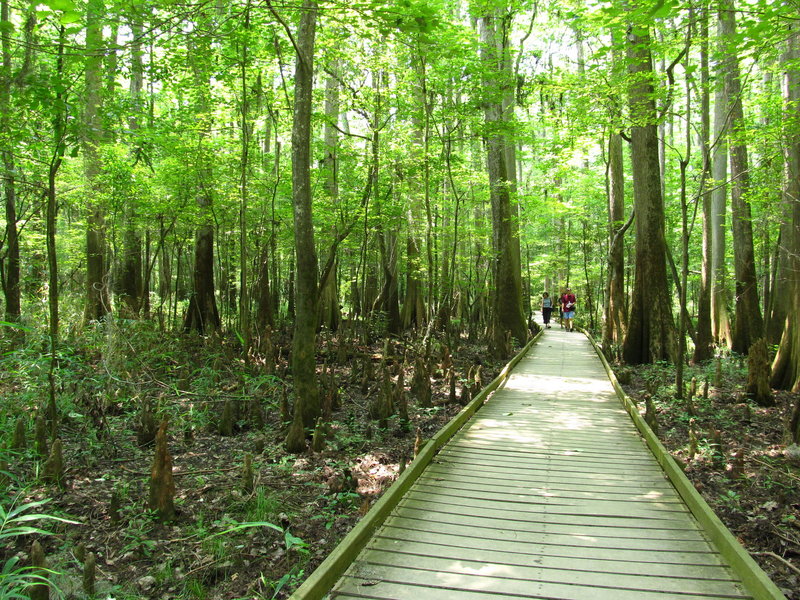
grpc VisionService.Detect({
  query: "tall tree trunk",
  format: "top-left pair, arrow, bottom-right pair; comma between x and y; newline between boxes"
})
693,11 -> 714,363
621,18 -> 677,365
289,0 -> 320,431
480,10 -> 527,352
771,24 -> 800,391
83,0 -> 110,323
719,0 -> 763,354
767,35 -> 797,346
239,3 -> 252,352
119,5 -> 145,316
401,55 -> 428,330
711,59 -> 733,347
183,23 -> 220,334
604,130 -> 626,347
318,68 -> 341,331
0,0 -> 29,321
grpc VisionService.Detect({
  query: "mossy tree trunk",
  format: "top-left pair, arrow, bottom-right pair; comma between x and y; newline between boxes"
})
621,16 -> 677,365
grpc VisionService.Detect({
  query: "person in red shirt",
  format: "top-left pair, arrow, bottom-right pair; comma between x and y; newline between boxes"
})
561,288 -> 576,332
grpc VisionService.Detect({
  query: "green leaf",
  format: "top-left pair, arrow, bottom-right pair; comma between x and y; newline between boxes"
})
44,0 -> 77,10
59,10 -> 82,25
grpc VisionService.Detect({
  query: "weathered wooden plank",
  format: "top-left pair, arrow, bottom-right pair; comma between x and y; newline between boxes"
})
438,444 -> 663,468
408,482 -> 686,511
350,550 -> 750,597
440,438 -> 658,465
335,566 -> 750,600
423,463 -> 676,492
393,502 -> 700,534
449,434 -> 650,456
404,489 -> 688,519
415,471 -> 680,499
392,504 -> 697,538
432,453 -> 669,480
366,536 -> 734,577
378,520 -> 716,553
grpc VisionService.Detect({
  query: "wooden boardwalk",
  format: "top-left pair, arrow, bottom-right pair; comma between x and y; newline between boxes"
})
293,330 -> 785,600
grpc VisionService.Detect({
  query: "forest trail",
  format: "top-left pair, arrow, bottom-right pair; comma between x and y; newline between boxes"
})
297,330 -> 782,600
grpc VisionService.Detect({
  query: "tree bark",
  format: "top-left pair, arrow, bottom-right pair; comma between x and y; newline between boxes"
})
719,1 -> 764,354
118,8 -> 144,316
693,11 -> 714,363
0,0 -> 29,321
767,35 -> 798,346
621,19 -> 677,365
771,25 -> 800,391
289,0 -> 320,430
83,0 -> 110,323
711,61 -> 733,347
318,68 -> 341,331
480,10 -> 527,352
183,23 -> 220,334
604,130 -> 626,347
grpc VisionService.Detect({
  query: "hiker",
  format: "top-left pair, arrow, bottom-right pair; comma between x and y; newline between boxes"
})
561,288 -> 576,332
541,292 -> 553,329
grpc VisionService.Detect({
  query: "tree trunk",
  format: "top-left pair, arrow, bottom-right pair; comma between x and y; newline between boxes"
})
711,62 -> 733,347
401,57 -> 428,331
604,130 -> 626,347
120,14 -> 144,318
480,10 -> 527,352
183,25 -> 220,334
238,4 -> 252,351
767,33 -> 798,346
289,0 -> 320,431
0,0 -> 27,321
693,11 -> 714,363
771,25 -> 800,391
318,69 -> 341,331
719,1 -> 763,354
621,19 -> 676,365
83,0 -> 110,323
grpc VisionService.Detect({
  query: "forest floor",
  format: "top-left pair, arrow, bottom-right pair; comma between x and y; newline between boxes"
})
2,322 -> 799,599
1,319 -> 509,600
617,358 -> 800,599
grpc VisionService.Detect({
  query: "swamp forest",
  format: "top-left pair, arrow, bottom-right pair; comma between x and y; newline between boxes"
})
1,0 -> 799,597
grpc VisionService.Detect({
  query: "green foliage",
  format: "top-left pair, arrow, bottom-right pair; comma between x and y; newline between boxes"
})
0,495 -> 76,599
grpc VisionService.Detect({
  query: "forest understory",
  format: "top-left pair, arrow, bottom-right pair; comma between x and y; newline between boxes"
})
2,320 -> 799,599
1,318 -> 510,600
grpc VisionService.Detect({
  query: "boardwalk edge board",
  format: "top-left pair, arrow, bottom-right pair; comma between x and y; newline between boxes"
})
584,330 -> 787,600
289,331 -> 542,600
